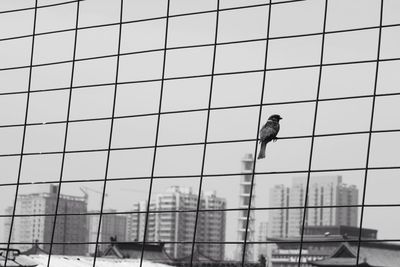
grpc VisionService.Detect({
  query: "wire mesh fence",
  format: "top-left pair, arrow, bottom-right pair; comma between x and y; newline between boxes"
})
0,0 -> 399,266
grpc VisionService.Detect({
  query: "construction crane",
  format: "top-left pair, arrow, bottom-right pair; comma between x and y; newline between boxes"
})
79,186 -> 108,203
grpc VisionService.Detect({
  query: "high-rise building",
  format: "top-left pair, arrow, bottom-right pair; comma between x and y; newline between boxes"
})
257,221 -> 268,258
268,185 -> 290,238
197,191 -> 226,261
126,186 -> 226,260
88,210 -> 127,255
236,153 -> 255,261
126,200 -> 156,242
269,176 -> 358,238
153,186 -> 198,259
4,185 -> 88,255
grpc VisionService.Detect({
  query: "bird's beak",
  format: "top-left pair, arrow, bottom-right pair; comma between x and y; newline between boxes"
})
279,116 -> 283,120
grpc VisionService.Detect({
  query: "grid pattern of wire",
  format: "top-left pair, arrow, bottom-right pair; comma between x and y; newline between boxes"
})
0,0 -> 399,266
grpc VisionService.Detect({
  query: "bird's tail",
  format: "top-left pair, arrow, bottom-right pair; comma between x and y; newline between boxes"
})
257,142 -> 267,159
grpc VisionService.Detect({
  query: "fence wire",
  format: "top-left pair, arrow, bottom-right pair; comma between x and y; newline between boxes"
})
0,0 -> 399,267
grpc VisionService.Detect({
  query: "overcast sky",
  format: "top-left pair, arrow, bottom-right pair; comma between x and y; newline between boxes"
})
0,0 -> 399,260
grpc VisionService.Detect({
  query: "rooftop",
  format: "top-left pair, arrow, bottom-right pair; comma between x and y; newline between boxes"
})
103,241 -> 173,264
310,242 -> 400,267
29,255 -> 173,267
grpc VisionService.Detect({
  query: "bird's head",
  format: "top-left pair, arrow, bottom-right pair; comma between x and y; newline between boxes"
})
268,114 -> 283,122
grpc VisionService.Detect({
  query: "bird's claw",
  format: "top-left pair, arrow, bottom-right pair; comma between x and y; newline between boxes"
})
273,138 -> 278,143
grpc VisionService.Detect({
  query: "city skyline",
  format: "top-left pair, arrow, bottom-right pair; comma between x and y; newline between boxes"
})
2,159 -> 371,261
2,159 -> 398,248
2,183 -> 227,258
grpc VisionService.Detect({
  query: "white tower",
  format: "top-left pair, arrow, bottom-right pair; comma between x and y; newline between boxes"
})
236,153 -> 256,261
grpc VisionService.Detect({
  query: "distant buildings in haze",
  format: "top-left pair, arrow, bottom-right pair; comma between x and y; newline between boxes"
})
88,209 -> 127,255
3,184 -> 226,260
268,175 -> 359,238
266,176 -> 360,266
257,221 -> 269,258
4,185 -> 88,255
2,159 -> 363,265
236,153 -> 256,261
126,186 -> 226,260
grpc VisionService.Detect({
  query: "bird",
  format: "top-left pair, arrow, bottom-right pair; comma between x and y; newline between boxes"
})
257,114 -> 282,159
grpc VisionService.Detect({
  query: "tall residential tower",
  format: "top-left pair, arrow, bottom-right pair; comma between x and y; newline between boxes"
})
236,153 -> 256,261
126,186 -> 226,260
268,176 -> 358,238
4,185 -> 88,255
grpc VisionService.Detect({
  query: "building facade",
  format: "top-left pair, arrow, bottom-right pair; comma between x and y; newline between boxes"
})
236,153 -> 256,261
268,185 -> 290,238
268,225 -> 378,267
88,209 -> 127,255
4,185 -> 88,255
257,221 -> 269,259
269,176 -> 358,238
126,186 -> 226,260
126,200 -> 156,242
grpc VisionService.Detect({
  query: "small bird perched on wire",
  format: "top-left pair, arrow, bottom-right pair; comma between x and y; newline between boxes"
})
257,114 -> 282,159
